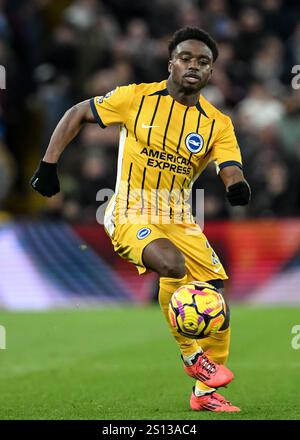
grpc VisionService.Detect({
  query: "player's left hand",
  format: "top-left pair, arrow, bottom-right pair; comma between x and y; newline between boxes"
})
226,181 -> 251,206
30,160 -> 60,197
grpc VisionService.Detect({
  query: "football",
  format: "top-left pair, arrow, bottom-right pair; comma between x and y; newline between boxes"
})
168,281 -> 227,339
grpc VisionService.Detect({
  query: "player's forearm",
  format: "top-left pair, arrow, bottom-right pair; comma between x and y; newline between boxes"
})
219,165 -> 245,189
43,100 -> 95,163
220,165 -> 251,206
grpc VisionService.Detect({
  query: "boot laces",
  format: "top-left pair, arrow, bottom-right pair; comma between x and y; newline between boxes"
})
200,355 -> 216,374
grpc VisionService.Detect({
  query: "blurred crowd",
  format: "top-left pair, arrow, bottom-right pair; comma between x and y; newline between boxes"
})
2,0 -> 300,221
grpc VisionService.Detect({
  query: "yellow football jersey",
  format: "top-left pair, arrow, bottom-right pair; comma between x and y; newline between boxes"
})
90,80 -> 242,235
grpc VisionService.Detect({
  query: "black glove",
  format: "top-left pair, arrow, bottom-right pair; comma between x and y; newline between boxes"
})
30,160 -> 60,197
226,181 -> 250,206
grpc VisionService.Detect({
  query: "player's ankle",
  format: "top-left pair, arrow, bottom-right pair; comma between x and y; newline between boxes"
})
182,349 -> 204,366
194,385 -> 215,397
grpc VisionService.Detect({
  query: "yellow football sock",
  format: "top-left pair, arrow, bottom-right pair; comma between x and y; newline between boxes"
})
158,275 -> 200,357
195,326 -> 231,393
195,382 -> 215,395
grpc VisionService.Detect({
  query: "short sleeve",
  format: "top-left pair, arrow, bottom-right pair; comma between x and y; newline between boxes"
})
90,84 -> 136,128
210,116 -> 243,173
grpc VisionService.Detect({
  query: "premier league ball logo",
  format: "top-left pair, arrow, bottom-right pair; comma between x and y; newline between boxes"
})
185,132 -> 204,154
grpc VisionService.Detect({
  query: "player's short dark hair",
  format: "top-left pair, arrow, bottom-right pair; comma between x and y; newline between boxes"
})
168,27 -> 219,62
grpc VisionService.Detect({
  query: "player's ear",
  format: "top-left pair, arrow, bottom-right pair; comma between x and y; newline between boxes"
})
168,60 -> 173,73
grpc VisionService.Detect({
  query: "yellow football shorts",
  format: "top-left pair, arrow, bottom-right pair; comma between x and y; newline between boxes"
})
109,221 -> 228,282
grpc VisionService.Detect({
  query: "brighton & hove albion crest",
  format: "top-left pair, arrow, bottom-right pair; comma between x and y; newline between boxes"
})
185,132 -> 204,154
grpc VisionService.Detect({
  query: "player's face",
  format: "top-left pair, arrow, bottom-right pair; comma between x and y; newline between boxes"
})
168,40 -> 213,93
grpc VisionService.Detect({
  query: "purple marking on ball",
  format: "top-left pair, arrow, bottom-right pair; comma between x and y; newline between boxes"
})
182,323 -> 197,334
177,300 -> 185,321
197,315 -> 204,325
203,307 -> 214,315
187,288 -> 207,296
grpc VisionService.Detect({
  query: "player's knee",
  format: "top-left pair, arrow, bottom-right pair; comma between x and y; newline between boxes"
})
159,252 -> 186,278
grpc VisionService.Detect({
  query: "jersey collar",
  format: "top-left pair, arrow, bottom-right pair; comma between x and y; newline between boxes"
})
150,88 -> 208,117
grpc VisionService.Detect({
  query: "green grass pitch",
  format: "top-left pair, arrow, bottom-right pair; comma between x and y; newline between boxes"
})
0,305 -> 299,420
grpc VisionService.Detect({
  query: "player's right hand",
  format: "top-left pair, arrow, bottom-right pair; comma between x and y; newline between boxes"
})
30,160 -> 60,197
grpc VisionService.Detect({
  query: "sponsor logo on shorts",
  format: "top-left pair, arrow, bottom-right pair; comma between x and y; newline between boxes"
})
137,227 -> 151,240
185,132 -> 204,154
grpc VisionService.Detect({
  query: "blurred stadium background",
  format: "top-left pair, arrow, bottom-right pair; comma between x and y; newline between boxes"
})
0,0 -> 299,308
0,0 -> 300,421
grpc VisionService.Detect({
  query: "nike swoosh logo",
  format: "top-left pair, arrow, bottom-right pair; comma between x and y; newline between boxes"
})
32,178 -> 39,187
213,266 -> 222,273
142,123 -> 160,129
